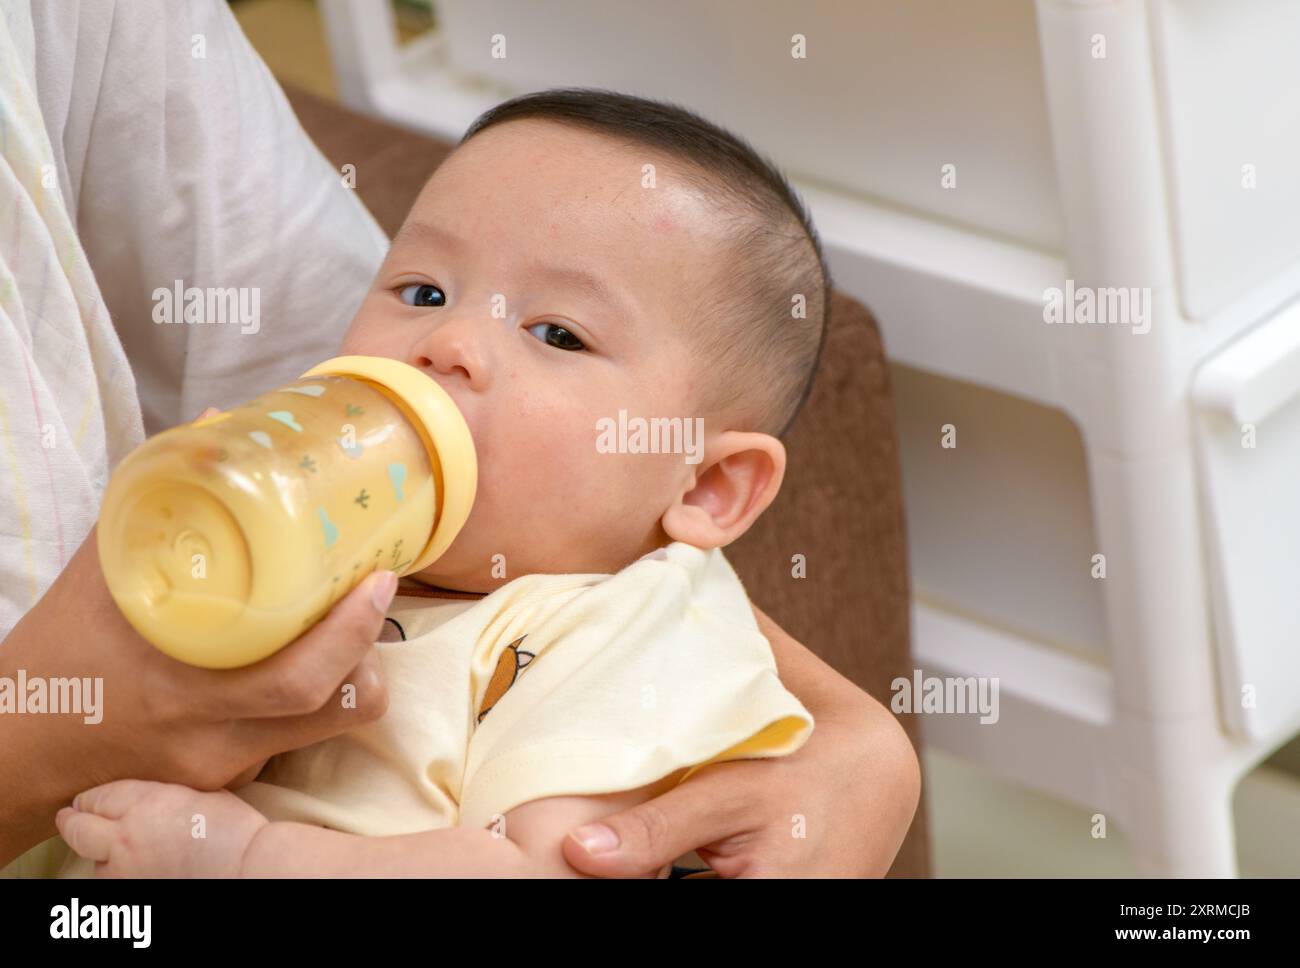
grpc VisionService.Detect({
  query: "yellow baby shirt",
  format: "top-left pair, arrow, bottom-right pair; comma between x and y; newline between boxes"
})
237,541 -> 814,837
38,542 -> 812,876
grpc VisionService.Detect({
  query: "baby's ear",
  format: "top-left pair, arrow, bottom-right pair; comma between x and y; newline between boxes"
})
661,431 -> 786,549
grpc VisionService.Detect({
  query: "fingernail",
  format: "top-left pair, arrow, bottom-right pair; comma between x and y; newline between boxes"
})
370,570 -> 398,612
571,823 -> 620,855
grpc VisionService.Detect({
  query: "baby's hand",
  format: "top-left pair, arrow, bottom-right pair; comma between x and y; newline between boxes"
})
56,780 -> 268,878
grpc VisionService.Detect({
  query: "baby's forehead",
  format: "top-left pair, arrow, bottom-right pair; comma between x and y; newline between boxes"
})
428,124 -> 714,218
406,169 -> 726,266
401,138 -> 734,321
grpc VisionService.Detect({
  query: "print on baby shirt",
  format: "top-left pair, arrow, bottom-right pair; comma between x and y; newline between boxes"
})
387,579 -> 537,725
477,636 -> 535,724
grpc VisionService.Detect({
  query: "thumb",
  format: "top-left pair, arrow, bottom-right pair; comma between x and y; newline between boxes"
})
560,773 -> 744,877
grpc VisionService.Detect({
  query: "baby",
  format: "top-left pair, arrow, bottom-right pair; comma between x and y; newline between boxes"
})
54,87 -> 831,878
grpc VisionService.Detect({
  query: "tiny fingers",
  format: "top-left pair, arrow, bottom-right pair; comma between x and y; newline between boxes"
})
56,807 -> 117,863
71,779 -> 162,820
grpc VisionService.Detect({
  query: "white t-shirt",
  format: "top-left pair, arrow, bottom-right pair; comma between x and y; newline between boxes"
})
0,0 -> 389,637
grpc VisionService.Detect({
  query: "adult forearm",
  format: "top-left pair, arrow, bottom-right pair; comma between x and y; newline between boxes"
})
754,603 -> 922,873
752,603 -> 869,719
0,642 -> 87,865
0,711 -> 69,865
240,821 -> 529,878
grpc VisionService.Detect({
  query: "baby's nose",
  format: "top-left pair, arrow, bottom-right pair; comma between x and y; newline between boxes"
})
410,315 -> 491,393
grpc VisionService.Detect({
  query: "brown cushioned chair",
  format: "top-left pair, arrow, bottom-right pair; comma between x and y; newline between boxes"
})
284,86 -> 931,878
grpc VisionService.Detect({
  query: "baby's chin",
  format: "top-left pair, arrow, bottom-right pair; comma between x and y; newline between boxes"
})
403,552 -> 504,595
405,551 -> 567,594
403,533 -> 547,593
404,527 -> 669,592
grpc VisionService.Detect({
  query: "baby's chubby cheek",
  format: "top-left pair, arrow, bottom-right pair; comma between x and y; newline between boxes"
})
501,415 -> 640,514
518,417 -> 600,492
471,410 -> 585,501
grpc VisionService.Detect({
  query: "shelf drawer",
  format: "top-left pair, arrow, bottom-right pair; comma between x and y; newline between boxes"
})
1193,300 -> 1300,740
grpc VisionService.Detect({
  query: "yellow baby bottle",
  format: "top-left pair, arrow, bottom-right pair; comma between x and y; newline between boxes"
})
96,356 -> 476,668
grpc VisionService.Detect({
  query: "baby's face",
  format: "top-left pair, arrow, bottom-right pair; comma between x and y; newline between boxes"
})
340,119 -> 729,591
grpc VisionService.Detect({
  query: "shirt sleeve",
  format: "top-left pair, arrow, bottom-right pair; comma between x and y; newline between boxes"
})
456,545 -> 814,830
30,0 -> 389,436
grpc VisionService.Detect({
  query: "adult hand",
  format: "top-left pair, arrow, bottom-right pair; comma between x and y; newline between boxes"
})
0,408 -> 397,864
561,608 -> 922,877
562,701 -> 920,877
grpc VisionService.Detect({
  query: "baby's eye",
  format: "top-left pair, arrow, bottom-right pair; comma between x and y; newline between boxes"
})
398,283 -> 446,307
526,322 -> 587,352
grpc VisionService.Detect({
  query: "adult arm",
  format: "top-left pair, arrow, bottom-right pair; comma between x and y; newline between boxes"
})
0,525 -> 397,867
560,604 -> 922,877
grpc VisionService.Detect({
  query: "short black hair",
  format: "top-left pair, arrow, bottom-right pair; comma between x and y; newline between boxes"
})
460,87 -> 830,439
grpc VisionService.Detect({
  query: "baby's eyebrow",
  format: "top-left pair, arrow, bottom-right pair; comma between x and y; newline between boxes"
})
394,220 -> 461,249
395,219 -> 633,326
529,262 -> 633,325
